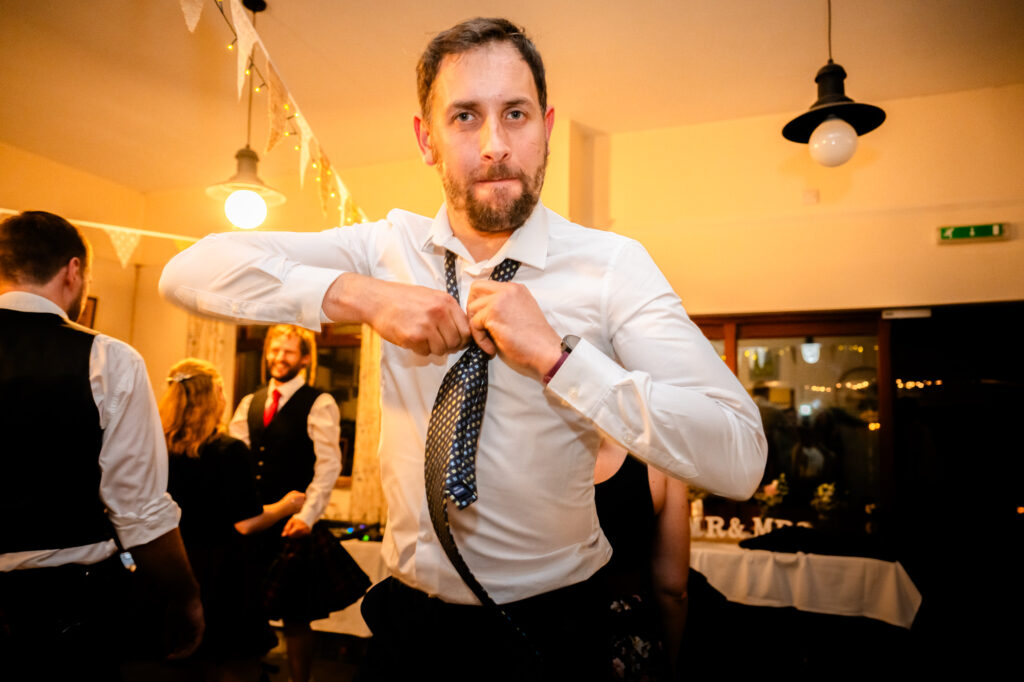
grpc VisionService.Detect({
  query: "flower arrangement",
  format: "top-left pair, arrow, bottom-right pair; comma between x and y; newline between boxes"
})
686,486 -> 710,503
753,474 -> 788,511
811,482 -> 838,516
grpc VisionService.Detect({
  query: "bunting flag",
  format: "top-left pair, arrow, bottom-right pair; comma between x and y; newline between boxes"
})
180,0 -> 367,223
298,117 -> 318,188
102,228 -> 142,269
265,61 -> 290,154
229,0 -> 259,99
180,0 -> 204,33
317,152 -> 334,215
173,239 -> 194,252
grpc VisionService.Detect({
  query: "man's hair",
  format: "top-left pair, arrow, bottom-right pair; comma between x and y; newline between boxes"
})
0,211 -> 89,285
262,324 -> 318,385
416,17 -> 547,123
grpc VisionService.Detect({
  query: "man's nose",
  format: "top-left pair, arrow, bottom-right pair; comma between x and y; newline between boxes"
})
480,118 -> 510,162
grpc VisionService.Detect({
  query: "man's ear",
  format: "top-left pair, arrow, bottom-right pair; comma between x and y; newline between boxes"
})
544,106 -> 555,143
413,115 -> 436,166
63,257 -> 82,289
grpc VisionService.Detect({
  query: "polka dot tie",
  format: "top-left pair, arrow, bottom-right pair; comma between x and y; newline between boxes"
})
424,251 -> 535,649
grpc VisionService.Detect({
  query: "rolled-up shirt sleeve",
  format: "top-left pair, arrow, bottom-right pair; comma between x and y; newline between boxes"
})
159,226 -> 379,331
91,336 -> 181,549
545,239 -> 767,500
296,393 -> 343,528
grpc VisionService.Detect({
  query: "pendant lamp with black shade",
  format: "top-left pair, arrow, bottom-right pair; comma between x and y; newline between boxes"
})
782,0 -> 885,167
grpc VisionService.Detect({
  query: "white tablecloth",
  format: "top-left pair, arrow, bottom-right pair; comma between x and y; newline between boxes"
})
303,539 -> 923,635
689,540 -> 922,629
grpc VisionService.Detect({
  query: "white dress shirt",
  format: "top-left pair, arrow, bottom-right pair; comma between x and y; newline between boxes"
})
160,203 -> 767,604
228,371 -> 342,528
0,292 -> 181,570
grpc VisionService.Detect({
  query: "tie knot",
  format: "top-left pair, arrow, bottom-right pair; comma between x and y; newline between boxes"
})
443,250 -> 521,300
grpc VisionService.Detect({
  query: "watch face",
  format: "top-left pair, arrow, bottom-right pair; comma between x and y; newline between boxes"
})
561,334 -> 581,353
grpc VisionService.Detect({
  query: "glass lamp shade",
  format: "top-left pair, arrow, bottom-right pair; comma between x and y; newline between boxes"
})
800,341 -> 822,364
224,190 -> 268,229
206,147 -> 285,228
809,117 -> 858,167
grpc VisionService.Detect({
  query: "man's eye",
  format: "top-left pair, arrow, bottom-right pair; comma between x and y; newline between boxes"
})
507,110 -> 525,120
455,112 -> 474,122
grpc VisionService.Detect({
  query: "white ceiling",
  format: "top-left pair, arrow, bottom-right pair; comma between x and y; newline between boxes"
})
2,0 -> 1023,194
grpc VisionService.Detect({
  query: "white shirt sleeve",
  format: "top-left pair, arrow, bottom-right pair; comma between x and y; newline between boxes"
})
296,393 -> 343,527
545,239 -> 767,500
91,336 -> 182,549
158,227 -> 379,331
228,393 -> 254,446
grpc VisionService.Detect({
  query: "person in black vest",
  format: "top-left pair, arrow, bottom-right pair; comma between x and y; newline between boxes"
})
228,324 -> 341,682
0,210 -> 204,679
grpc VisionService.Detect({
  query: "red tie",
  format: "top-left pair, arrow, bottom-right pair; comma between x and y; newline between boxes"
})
263,389 -> 281,427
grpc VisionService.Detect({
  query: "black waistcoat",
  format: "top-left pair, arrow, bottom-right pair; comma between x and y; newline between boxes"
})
246,383 -> 321,505
0,308 -> 109,553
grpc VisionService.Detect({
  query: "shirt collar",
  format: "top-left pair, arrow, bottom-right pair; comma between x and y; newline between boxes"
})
0,291 -> 69,319
420,202 -> 549,275
269,370 -> 309,400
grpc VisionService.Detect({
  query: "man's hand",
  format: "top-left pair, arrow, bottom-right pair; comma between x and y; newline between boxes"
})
127,528 -> 205,660
323,273 -> 470,356
282,517 -> 312,537
163,593 -> 205,660
466,281 -> 562,381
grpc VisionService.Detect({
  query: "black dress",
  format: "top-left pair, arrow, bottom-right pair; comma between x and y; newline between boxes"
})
595,454 -> 670,681
167,432 -> 277,660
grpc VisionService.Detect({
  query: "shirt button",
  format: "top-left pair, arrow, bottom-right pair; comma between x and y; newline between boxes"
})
255,474 -> 262,480
624,432 -> 635,444
258,461 -> 264,466
568,387 -> 579,399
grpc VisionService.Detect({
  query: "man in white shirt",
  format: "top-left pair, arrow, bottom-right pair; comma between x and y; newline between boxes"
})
161,17 -> 766,680
228,324 -> 341,682
0,210 -> 204,677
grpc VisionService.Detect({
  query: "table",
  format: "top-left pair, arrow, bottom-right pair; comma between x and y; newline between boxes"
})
303,538 -> 923,635
689,540 -> 922,629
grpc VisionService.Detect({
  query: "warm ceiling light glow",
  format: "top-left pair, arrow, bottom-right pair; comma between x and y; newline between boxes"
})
224,190 -> 267,229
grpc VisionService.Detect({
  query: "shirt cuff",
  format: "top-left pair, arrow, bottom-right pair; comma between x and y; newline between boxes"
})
109,493 -> 182,550
544,338 -> 624,418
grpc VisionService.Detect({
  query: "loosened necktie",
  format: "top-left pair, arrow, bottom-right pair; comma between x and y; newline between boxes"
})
263,388 -> 281,427
424,251 -> 535,649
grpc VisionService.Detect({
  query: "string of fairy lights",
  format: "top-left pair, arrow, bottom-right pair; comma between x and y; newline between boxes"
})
187,0 -> 366,226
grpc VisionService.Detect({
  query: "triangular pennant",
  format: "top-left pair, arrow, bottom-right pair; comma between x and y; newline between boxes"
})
179,0 -> 204,33
298,119 -> 317,188
265,62 -> 290,154
103,228 -> 141,269
318,152 -> 334,216
230,0 -> 258,99
172,239 -> 194,252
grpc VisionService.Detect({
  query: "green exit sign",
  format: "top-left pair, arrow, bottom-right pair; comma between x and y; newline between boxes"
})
938,223 -> 1007,243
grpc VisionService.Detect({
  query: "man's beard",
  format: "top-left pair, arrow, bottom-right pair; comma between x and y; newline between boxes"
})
68,286 -> 86,323
270,363 -> 304,384
440,154 -> 547,234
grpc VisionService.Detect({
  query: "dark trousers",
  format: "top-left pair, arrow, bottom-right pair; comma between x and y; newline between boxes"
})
358,573 -> 608,682
0,555 -> 126,681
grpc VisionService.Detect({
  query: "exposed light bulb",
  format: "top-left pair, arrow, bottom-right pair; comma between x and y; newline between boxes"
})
809,117 -> 858,167
224,190 -> 267,229
800,341 -> 822,364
